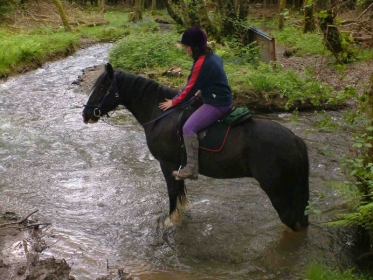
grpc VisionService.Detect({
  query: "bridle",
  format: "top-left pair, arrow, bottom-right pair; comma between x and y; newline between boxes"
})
83,72 -> 119,118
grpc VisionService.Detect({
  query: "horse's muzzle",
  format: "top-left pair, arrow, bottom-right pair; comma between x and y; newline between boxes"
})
82,111 -> 99,124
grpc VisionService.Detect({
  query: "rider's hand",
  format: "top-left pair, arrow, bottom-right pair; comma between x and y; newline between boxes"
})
159,98 -> 174,111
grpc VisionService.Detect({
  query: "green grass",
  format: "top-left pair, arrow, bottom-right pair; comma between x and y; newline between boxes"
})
0,9 -> 149,77
305,263 -> 373,280
0,28 -> 78,76
109,31 -> 189,72
270,26 -> 327,56
0,8 -> 180,77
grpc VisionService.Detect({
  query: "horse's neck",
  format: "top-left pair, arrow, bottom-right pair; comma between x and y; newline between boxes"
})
119,72 -> 175,125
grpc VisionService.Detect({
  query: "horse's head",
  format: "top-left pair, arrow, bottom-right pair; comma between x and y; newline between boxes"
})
82,63 -> 121,124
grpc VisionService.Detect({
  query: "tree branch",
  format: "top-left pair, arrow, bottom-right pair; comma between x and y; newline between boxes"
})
0,210 -> 39,228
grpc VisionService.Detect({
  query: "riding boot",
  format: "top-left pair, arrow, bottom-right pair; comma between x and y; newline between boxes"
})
173,134 -> 199,180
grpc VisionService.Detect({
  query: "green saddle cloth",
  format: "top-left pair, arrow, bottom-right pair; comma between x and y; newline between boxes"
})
222,107 -> 251,125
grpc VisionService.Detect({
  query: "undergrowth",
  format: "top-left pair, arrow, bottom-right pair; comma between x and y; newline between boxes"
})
305,262 -> 373,280
109,26 -> 343,109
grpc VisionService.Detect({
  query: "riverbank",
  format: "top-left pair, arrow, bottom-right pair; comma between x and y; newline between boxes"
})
0,211 -> 72,279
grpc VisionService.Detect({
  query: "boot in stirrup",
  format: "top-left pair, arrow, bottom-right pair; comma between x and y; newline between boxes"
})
173,134 -> 199,180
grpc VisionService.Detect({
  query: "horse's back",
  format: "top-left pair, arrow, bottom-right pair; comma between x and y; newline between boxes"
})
199,118 -> 308,180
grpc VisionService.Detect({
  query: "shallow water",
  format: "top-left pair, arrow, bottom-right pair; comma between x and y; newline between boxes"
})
0,44 -> 357,279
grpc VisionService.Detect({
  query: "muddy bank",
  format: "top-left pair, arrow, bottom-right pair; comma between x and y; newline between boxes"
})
0,210 -> 133,280
0,211 -> 73,279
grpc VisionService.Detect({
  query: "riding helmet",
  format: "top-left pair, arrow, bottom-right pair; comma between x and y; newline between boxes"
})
179,27 -> 207,48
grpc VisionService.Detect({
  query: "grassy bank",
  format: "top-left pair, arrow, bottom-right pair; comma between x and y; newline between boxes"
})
0,9 -> 133,77
1,4 -> 365,111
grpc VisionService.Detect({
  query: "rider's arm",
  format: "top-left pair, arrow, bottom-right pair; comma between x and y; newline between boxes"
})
172,55 -> 206,106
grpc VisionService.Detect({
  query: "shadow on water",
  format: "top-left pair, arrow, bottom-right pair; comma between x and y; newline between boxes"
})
0,44 -> 359,279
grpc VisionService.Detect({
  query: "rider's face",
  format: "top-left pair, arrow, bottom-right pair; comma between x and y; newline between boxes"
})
183,45 -> 192,57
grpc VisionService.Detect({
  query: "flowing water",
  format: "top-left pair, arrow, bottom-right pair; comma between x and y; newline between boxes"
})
0,44 -> 359,279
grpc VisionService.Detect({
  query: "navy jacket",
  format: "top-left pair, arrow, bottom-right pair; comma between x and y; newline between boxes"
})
172,53 -> 233,107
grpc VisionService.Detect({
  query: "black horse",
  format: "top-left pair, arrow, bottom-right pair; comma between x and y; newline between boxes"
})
82,63 -> 310,231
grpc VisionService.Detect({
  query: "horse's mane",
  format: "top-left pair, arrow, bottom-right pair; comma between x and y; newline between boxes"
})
116,70 -> 178,101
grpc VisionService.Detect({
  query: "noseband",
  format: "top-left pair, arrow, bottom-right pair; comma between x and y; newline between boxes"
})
84,72 -> 119,118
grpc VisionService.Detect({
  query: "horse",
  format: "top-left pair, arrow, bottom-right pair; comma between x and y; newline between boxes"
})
82,63 -> 310,231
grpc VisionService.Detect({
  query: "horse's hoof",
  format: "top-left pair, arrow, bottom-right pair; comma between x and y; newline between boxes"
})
164,217 -> 173,227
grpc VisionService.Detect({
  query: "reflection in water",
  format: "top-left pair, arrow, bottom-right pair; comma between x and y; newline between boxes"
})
0,44 -> 355,279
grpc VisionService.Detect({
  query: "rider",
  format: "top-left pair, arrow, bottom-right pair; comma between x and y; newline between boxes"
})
159,27 -> 233,180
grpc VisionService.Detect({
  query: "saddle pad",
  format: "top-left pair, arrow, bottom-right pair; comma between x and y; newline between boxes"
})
199,122 -> 231,152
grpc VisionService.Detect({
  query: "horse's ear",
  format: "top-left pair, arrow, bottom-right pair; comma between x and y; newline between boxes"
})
105,63 -> 114,79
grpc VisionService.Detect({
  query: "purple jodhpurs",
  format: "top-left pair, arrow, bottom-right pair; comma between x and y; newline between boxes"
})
183,104 -> 233,136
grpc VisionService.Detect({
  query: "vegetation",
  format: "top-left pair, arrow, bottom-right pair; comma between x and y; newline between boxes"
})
0,8 -> 132,76
0,28 -> 78,75
305,262 -> 373,280
327,77 -> 373,259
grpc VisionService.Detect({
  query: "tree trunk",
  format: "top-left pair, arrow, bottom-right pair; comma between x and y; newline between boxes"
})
319,9 -> 335,33
278,0 -> 286,29
179,0 -> 190,26
215,0 -> 224,14
134,0 -> 143,20
185,0 -> 199,27
98,0 -> 105,12
303,1 -> 315,33
151,0 -> 156,10
325,25 -> 343,60
161,0 -> 183,25
368,74 -> 373,127
238,0 -> 249,20
53,0 -> 72,32
198,1 -> 219,40
221,0 -> 236,37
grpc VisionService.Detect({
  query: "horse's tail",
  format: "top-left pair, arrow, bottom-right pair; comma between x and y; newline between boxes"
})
295,136 -> 310,228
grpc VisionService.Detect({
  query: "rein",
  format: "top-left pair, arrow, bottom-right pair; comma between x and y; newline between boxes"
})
84,70 -> 198,127
141,95 -> 198,127
83,72 -> 119,117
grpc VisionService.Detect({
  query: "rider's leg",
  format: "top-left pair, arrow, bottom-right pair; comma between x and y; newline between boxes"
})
172,104 -> 232,180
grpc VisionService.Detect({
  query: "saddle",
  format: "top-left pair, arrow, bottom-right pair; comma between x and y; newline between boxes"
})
177,106 -> 251,152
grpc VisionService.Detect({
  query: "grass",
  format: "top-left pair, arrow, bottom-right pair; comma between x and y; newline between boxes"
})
0,8 -> 133,77
305,263 -> 373,280
0,28 -> 79,75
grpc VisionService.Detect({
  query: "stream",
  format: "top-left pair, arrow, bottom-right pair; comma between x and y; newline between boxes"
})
0,44 -> 359,279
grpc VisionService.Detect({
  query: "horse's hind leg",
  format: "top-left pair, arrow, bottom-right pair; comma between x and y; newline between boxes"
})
259,176 -> 303,231
160,161 -> 188,226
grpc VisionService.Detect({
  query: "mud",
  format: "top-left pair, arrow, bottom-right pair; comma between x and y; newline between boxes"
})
0,211 -> 133,280
0,211 -> 73,279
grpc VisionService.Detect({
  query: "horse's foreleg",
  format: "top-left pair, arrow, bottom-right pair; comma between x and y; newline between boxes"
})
160,161 -> 188,227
